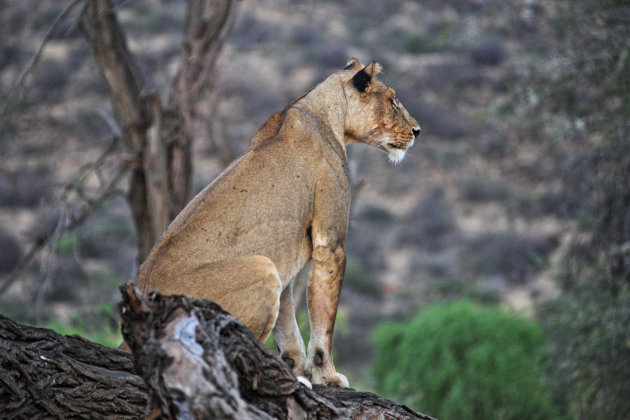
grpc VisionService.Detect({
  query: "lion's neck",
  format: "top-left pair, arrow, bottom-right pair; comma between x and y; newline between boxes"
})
292,76 -> 347,151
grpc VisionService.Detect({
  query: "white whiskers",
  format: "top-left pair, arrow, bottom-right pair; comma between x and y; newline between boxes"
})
388,148 -> 407,164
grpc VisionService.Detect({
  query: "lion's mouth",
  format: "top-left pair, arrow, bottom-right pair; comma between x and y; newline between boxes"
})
388,138 -> 414,151
385,135 -> 416,164
386,144 -> 408,164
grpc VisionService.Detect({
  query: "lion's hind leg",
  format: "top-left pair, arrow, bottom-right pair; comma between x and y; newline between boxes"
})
164,255 -> 283,342
273,284 -> 308,382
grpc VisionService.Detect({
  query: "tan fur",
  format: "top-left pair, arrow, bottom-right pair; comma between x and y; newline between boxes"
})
135,59 -> 420,387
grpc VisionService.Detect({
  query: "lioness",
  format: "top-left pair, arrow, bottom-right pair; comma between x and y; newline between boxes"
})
136,59 -> 420,387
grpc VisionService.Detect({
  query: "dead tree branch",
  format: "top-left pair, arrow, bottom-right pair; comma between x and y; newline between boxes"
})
166,0 -> 235,215
79,0 -> 235,263
0,286 -> 434,419
4,0 -> 235,285
79,0 -> 166,263
119,284 -> 434,419
1,0 -> 83,115
0,314 -> 147,419
0,145 -> 129,296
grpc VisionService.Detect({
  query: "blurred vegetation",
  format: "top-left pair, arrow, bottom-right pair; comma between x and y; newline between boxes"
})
372,301 -> 560,419
532,1 -> 630,418
343,256 -> 380,297
54,231 -> 80,255
44,302 -> 122,348
1,1 -> 628,413
462,233 -> 556,285
425,278 -> 500,305
0,229 -> 22,275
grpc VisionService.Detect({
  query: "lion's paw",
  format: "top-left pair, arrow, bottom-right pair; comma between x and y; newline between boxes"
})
297,375 -> 313,389
325,371 -> 349,388
308,368 -> 349,388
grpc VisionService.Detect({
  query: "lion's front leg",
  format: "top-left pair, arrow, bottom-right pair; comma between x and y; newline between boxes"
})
304,244 -> 349,388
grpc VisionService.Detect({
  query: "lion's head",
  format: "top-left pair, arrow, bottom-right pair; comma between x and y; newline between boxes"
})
340,59 -> 420,163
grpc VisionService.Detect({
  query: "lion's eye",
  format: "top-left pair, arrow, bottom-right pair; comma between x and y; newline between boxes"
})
390,98 -> 397,109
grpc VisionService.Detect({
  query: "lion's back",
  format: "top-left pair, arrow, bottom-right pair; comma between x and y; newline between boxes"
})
137,142 -> 316,291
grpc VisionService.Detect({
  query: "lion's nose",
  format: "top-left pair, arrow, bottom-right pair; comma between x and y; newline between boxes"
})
412,127 -> 421,138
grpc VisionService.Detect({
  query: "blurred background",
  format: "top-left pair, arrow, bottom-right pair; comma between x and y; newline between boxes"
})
1,0 -> 628,418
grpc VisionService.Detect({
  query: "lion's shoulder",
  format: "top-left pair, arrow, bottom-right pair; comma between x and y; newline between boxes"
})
250,110 -> 285,148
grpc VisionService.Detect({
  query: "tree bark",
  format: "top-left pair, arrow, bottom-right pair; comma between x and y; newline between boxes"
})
79,0 -> 233,264
0,314 -> 146,419
166,0 -> 234,215
79,0 -> 161,264
0,285 -> 435,419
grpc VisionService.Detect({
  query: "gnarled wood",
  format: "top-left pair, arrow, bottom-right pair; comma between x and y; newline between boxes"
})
0,314 -> 146,419
0,285 -> 434,419
119,283 -> 434,419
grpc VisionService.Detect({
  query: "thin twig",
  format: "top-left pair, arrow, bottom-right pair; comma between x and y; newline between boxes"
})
176,0 -> 233,127
1,0 -> 83,115
190,1 -> 234,102
94,108 -> 122,137
0,159 -> 130,296
61,135 -> 121,202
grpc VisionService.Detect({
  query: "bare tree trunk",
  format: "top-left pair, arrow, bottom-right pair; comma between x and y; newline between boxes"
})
166,0 -> 233,216
0,286 -> 435,419
79,0 -> 233,264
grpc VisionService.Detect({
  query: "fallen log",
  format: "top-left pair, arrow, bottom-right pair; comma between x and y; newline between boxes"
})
0,283 -> 434,419
0,314 -> 146,419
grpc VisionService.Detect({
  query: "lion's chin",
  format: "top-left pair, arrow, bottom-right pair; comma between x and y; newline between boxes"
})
387,147 -> 407,164
385,137 -> 414,164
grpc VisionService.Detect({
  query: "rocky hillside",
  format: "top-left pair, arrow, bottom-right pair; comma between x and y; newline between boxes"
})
0,0 -> 571,387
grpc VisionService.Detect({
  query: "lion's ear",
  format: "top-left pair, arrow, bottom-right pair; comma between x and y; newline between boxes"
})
343,58 -> 363,71
351,60 -> 383,93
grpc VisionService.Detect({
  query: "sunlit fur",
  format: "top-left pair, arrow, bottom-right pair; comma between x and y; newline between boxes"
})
342,61 -> 420,164
134,59 -> 420,390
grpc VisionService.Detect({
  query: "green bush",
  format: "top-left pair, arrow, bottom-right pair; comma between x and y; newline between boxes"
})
372,301 -> 559,419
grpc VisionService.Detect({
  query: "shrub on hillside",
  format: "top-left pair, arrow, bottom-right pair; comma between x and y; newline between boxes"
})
372,300 -> 560,419
461,233 -> 556,285
539,279 -> 630,419
399,188 -> 457,250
